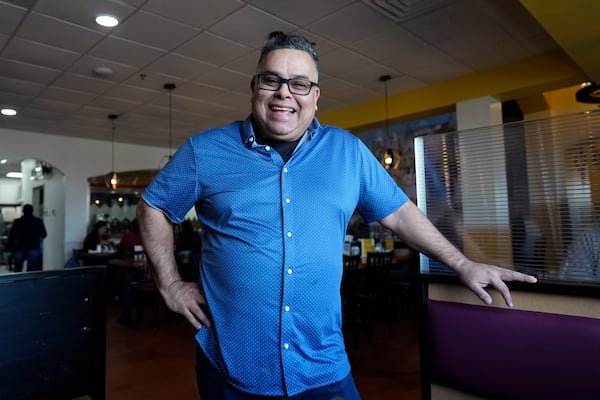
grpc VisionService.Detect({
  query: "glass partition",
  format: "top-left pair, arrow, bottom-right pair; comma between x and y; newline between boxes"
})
415,110 -> 600,284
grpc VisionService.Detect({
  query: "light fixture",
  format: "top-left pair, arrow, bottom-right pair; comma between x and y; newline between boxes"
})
105,114 -> 119,190
164,83 -> 176,159
95,14 -> 119,27
379,75 -> 398,170
383,148 -> 394,169
1,108 -> 17,116
576,82 -> 600,104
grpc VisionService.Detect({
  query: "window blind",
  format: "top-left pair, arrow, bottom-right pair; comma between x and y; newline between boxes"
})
415,110 -> 600,284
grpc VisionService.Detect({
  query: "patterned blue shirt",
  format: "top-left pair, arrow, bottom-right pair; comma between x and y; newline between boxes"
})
142,116 -> 408,396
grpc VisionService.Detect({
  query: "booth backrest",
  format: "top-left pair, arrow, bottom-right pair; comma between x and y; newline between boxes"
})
424,299 -> 600,400
0,267 -> 106,400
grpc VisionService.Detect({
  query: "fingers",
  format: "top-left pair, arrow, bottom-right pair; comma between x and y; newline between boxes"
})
163,281 -> 213,330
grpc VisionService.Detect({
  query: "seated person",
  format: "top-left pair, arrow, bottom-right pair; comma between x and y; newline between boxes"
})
118,218 -> 143,258
83,221 -> 112,251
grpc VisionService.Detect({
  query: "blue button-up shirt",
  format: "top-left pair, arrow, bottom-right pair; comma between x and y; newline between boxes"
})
142,116 -> 408,396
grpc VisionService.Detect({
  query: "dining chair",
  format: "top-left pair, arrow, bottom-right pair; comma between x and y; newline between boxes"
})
341,255 -> 373,346
365,251 -> 397,335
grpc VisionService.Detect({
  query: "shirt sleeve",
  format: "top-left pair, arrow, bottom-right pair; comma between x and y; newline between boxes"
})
355,138 -> 408,223
142,138 -> 200,223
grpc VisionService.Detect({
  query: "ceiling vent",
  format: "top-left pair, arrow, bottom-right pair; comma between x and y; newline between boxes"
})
362,0 -> 455,22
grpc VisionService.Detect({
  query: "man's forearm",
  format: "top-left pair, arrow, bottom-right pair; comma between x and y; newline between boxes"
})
136,200 -> 181,290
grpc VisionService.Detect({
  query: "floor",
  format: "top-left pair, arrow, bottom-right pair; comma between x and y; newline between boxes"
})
104,299 -> 422,400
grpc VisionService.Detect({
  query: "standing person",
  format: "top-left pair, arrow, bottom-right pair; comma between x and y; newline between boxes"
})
137,31 -> 537,399
7,204 -> 47,272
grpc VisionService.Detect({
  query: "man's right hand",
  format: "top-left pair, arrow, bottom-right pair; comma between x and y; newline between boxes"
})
161,279 -> 212,330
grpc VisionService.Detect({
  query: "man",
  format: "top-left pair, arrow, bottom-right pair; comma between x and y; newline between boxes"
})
7,204 -> 47,272
137,32 -> 537,399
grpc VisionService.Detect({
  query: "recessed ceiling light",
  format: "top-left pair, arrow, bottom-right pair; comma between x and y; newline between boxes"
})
1,108 -> 17,116
95,14 -> 119,27
92,66 -> 114,78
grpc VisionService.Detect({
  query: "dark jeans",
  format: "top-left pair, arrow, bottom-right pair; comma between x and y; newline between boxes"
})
196,347 -> 361,400
13,249 -> 42,272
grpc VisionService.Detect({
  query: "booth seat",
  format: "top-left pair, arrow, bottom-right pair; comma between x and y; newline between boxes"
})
420,278 -> 600,400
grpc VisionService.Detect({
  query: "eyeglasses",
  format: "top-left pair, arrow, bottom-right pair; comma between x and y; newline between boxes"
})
255,73 -> 318,96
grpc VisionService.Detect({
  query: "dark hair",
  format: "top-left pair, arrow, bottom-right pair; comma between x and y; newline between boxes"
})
23,204 -> 34,215
258,31 -> 319,76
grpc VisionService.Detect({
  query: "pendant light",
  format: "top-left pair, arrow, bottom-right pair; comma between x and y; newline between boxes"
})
379,75 -> 394,170
106,114 -> 119,190
164,83 -> 176,159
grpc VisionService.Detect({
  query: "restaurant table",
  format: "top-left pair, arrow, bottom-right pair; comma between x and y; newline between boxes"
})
76,250 -> 119,266
108,258 -> 148,328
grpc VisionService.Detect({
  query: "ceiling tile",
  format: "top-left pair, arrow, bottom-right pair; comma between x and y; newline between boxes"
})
143,0 -> 244,29
103,83 -> 161,103
38,86 -> 97,105
0,2 -> 27,35
172,82 -> 228,104
337,62 -> 400,91
52,72 -> 115,95
252,0 -> 353,26
17,12 -> 104,53
88,36 -> 166,67
0,58 -> 62,85
68,55 -> 139,82
28,97 -> 82,114
195,68 -> 252,93
112,10 -> 200,50
351,26 -> 427,62
221,50 -> 260,76
175,31 -> 253,66
209,5 -> 297,48
305,2 -> 395,46
318,47 -> 372,76
2,37 -> 80,70
144,53 -> 215,80
0,75 -> 44,96
0,90 -> 31,107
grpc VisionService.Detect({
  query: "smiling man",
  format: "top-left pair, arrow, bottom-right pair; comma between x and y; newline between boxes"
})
137,31 -> 536,400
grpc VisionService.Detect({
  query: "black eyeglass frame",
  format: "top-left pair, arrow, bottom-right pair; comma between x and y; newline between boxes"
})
255,73 -> 319,96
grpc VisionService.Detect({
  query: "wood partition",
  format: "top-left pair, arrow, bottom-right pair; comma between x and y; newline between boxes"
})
0,267 -> 107,399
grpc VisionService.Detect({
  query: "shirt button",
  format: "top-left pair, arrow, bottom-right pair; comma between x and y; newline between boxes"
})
248,136 -> 254,143
287,268 -> 293,275
287,232 -> 292,237
283,168 -> 288,173
284,343 -> 289,350
284,306 -> 290,312
265,146 -> 271,151
285,198 -> 290,204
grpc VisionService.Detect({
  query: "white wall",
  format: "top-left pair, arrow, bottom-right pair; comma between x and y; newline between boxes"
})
0,127 -> 168,266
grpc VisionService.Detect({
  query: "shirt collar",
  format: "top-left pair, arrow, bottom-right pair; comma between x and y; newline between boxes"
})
242,115 -> 320,148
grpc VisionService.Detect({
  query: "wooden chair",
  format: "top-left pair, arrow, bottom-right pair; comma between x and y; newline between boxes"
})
341,255 -> 374,346
366,251 -> 398,335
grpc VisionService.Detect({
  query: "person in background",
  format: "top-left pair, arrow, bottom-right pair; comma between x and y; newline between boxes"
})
83,221 -> 111,251
118,218 -> 143,258
7,204 -> 47,272
137,32 -> 537,399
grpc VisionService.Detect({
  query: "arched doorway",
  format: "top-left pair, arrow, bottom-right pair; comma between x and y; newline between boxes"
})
0,158 -> 65,272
